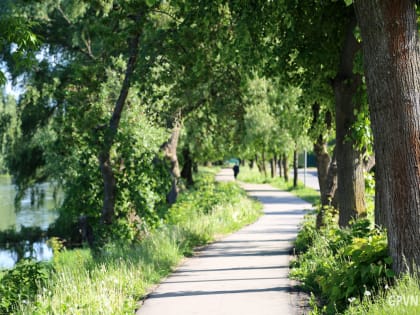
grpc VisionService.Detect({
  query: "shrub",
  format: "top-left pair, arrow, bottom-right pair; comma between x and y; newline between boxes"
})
0,259 -> 50,313
291,207 -> 394,314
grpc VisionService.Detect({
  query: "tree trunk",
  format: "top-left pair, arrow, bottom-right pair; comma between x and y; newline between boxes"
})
332,14 -> 366,227
180,146 -> 194,187
255,154 -> 263,173
316,148 -> 338,228
278,157 -> 282,177
270,158 -> 276,178
293,148 -> 298,188
354,0 -> 420,274
313,135 -> 331,203
162,111 -> 182,205
282,154 -> 289,182
99,18 -> 142,224
274,155 -> 278,176
261,149 -> 267,177
364,154 -> 375,172
249,159 -> 254,169
325,148 -> 338,208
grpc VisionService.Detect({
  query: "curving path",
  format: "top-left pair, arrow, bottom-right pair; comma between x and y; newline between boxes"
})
137,168 -> 312,315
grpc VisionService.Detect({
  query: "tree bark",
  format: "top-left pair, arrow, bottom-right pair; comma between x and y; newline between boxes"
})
277,157 -> 282,177
99,16 -> 142,224
293,148 -> 298,188
255,154 -> 263,173
313,135 -> 331,203
354,0 -> 420,274
316,148 -> 338,228
332,14 -> 366,227
162,111 -> 182,205
282,154 -> 289,182
325,148 -> 338,208
270,158 -> 276,178
261,149 -> 267,177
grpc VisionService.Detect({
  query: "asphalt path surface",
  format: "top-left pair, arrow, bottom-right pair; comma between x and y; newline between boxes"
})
137,169 -> 312,315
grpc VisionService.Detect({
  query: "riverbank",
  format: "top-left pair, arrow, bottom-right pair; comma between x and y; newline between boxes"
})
0,175 -> 61,269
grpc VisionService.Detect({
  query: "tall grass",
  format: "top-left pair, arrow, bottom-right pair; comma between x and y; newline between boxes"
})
345,274 -> 420,315
13,172 -> 262,314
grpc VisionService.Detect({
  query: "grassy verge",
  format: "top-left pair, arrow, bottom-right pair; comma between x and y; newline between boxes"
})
344,274 -> 420,315
237,165 -> 320,205
290,209 -> 395,314
290,208 -> 420,314
7,170 -> 262,314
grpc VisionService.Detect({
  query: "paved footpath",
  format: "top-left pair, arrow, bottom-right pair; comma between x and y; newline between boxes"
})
137,169 -> 312,315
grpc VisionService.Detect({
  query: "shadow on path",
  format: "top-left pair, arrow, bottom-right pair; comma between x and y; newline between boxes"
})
137,168 -> 313,315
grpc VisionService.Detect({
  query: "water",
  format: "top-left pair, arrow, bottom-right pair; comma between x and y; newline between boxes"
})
0,176 -> 61,269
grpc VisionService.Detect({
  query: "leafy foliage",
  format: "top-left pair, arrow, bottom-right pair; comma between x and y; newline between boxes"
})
291,208 -> 394,314
0,259 -> 50,314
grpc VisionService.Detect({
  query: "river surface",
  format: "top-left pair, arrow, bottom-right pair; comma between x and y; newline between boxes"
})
0,176 -> 61,269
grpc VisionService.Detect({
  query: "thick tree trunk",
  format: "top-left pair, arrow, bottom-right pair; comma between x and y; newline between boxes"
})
313,135 -> 331,203
332,14 -> 366,227
282,154 -> 289,182
316,148 -> 338,228
180,146 -> 194,187
354,0 -> 420,274
249,159 -> 254,169
293,149 -> 298,188
162,112 -> 182,205
99,19 -> 142,224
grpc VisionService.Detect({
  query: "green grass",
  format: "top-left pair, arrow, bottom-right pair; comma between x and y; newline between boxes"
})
237,165 -> 320,205
344,274 -> 420,315
13,171 -> 262,314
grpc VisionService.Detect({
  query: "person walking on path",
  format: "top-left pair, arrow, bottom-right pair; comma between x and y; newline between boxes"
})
137,168 -> 312,315
233,163 -> 240,179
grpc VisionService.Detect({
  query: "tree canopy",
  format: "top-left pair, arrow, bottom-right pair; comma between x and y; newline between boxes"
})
1,0 -> 419,275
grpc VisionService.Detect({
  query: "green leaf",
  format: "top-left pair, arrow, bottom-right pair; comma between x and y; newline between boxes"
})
385,269 -> 395,278
145,0 -> 157,7
384,256 -> 393,264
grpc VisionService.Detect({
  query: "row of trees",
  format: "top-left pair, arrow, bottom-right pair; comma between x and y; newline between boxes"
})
1,0 -> 419,274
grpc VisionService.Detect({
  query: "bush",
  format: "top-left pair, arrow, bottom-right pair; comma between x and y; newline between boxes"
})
0,259 -> 50,313
291,206 -> 394,314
